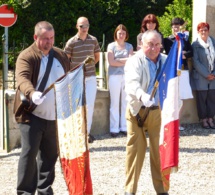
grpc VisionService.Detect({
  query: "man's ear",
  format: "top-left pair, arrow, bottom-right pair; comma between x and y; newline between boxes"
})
33,34 -> 37,41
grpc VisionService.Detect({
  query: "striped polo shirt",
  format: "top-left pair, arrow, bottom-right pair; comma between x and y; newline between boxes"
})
64,34 -> 101,77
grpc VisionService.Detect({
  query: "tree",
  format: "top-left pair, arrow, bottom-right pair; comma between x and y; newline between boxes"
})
0,0 -> 173,49
104,0 -> 172,49
158,0 -> 192,39
0,0 -> 121,49
0,0 -> 177,69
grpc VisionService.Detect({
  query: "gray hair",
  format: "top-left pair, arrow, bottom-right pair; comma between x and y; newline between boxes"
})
141,30 -> 161,43
34,21 -> 54,36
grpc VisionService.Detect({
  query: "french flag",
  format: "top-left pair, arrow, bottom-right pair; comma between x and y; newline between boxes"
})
54,63 -> 93,195
158,33 -> 184,191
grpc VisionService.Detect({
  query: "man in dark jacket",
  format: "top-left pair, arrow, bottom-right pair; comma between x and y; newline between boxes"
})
14,21 -> 70,194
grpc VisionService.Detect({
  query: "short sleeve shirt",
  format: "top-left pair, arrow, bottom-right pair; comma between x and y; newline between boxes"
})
64,34 -> 101,77
107,42 -> 133,75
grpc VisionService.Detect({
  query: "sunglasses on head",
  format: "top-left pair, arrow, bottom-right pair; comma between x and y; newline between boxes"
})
79,24 -> 90,28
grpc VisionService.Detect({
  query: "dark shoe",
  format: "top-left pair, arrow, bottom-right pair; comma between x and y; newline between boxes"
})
125,192 -> 135,195
202,119 -> 210,129
120,131 -> 127,136
202,123 -> 210,129
157,193 -> 169,195
208,118 -> 215,129
209,125 -> 215,129
88,134 -> 95,143
110,133 -> 119,138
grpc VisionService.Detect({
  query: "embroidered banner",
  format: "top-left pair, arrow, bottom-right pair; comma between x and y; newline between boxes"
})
54,63 -> 92,195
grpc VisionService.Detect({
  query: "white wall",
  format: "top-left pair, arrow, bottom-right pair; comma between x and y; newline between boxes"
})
192,0 -> 215,42
192,0 -> 207,42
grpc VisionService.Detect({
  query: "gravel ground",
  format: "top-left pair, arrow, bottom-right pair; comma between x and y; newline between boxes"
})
0,123 -> 215,195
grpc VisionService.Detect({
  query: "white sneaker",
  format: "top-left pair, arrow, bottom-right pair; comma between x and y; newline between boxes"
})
179,126 -> 185,131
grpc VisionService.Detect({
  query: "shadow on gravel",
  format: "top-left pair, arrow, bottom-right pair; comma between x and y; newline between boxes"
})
94,133 -> 127,141
0,151 -> 20,159
179,147 -> 215,153
90,146 -> 126,152
179,123 -> 215,136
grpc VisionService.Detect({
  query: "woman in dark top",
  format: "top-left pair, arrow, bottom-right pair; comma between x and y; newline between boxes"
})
191,22 -> 215,129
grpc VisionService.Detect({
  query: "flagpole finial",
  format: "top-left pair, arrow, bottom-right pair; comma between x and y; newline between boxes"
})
84,56 -> 94,64
180,21 -> 187,32
177,70 -> 181,76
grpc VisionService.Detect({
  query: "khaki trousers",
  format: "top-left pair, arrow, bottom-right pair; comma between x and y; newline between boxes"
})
125,107 -> 167,194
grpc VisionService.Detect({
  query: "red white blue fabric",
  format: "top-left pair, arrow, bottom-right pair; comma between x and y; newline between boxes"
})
54,64 -> 93,195
158,33 -> 184,191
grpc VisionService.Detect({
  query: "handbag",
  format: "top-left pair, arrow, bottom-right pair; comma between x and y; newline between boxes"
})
19,49 -> 54,112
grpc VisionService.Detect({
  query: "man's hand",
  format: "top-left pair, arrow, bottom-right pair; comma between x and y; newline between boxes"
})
32,91 -> 46,105
141,92 -> 155,107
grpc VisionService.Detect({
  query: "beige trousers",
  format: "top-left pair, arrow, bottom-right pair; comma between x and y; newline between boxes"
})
125,107 -> 167,194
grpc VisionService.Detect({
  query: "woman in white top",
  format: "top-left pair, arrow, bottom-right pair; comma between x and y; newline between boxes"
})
107,24 -> 133,137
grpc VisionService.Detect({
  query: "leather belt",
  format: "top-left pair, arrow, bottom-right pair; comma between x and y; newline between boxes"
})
141,106 -> 159,110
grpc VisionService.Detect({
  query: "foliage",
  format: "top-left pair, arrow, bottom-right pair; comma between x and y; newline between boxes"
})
0,0 -> 171,49
0,0 -> 192,69
158,0 -> 193,40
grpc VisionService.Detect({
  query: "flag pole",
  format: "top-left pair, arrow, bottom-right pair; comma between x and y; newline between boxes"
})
140,32 -> 183,122
41,56 -> 94,97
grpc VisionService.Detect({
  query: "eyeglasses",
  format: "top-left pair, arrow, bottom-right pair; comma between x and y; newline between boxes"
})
79,24 -> 90,29
199,29 -> 208,33
146,42 -> 161,49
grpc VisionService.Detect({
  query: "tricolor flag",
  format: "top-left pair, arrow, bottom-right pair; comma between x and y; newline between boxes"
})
54,63 -> 92,195
157,33 -> 184,191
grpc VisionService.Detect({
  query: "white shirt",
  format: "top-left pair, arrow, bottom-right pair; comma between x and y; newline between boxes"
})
32,55 -> 65,120
125,50 -> 167,116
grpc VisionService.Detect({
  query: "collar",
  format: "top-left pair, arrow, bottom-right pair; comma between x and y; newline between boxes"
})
144,54 -> 162,64
32,42 -> 54,58
76,33 -> 89,40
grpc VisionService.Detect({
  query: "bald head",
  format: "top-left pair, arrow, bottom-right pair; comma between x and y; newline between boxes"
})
76,16 -> 90,38
77,17 -> 89,25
